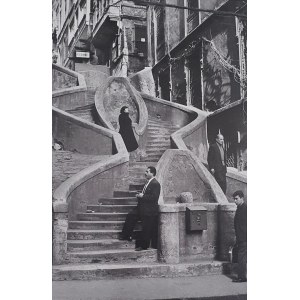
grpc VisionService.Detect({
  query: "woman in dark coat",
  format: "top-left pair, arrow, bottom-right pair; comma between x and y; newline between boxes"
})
119,106 -> 139,152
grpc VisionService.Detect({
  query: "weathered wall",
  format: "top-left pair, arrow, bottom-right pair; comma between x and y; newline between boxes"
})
178,203 -> 218,259
218,203 -> 236,261
52,68 -> 78,91
52,109 -> 112,155
226,168 -> 247,202
68,162 -> 129,220
105,80 -> 138,129
75,63 -> 110,75
52,90 -> 88,111
202,17 -> 240,109
77,70 -> 109,90
129,67 -> 156,97
142,94 -> 193,128
182,119 -> 208,163
161,154 -> 214,203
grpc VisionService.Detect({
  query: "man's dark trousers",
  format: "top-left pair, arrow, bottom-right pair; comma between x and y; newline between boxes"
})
121,208 -> 139,239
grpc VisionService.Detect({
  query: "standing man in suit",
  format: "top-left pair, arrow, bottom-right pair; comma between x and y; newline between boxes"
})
232,190 -> 247,282
207,133 -> 227,193
119,166 -> 161,251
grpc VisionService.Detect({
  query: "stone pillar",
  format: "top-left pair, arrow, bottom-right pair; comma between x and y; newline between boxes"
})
52,203 -> 68,265
158,205 -> 180,264
218,203 -> 236,261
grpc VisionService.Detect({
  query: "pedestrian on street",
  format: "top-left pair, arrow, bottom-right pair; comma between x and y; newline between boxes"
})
119,166 -> 161,251
232,190 -> 247,282
207,133 -> 227,193
118,106 -> 139,152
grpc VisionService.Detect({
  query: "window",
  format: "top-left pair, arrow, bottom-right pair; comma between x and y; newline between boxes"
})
134,24 -> 147,57
111,36 -> 119,61
187,0 -> 199,33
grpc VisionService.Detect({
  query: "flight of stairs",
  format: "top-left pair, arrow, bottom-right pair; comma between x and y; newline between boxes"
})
61,117 -> 178,268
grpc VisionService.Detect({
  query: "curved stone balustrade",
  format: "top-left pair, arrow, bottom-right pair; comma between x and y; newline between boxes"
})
52,64 -> 88,111
94,77 -> 148,136
52,66 -> 130,264
139,93 -> 228,205
156,150 -> 228,205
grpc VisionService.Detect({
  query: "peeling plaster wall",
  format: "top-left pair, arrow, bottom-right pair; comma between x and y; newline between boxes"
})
52,69 -> 78,91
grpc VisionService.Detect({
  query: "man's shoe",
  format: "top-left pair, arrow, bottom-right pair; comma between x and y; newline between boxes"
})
232,278 -> 247,283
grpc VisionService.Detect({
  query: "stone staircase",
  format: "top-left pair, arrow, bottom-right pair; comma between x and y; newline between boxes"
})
53,117 -> 187,279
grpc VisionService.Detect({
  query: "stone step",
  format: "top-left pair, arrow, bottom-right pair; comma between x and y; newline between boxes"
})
69,221 -> 125,230
145,140 -> 170,146
145,149 -> 165,155
53,260 -> 225,281
87,204 -> 136,213
113,190 -> 138,197
129,161 -> 158,167
67,229 -> 141,240
129,184 -> 144,191
66,248 -> 157,265
77,213 -> 127,221
67,239 -> 135,252
98,197 -> 137,205
147,133 -> 170,139
146,144 -> 170,150
140,155 -> 161,162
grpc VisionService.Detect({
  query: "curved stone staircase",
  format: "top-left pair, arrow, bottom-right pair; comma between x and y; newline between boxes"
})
53,70 -> 227,281
61,117 -> 178,266
53,111 -> 226,280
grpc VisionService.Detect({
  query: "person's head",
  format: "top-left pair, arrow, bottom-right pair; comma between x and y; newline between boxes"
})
216,134 -> 224,146
145,166 -> 156,180
120,106 -> 129,114
232,190 -> 244,206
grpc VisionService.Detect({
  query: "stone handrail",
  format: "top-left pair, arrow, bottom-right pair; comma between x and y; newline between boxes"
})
52,108 -> 129,213
52,63 -> 88,110
52,66 -> 129,264
95,77 -> 148,136
140,93 -> 228,205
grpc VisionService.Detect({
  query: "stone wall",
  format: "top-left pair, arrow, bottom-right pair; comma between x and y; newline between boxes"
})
52,68 -> 78,91
178,203 -> 218,259
52,109 -> 113,155
226,168 -> 247,202
68,162 -> 129,220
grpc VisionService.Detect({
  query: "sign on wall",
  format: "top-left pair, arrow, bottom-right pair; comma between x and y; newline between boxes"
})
76,51 -> 90,58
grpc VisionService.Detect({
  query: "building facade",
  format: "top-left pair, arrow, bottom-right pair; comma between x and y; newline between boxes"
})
52,0 -> 148,76
141,0 -> 247,170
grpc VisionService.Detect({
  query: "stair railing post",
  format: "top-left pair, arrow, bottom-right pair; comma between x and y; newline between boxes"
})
158,204 -> 180,264
52,203 -> 69,265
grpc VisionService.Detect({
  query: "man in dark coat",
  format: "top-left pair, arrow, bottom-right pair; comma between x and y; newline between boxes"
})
207,134 -> 227,193
119,166 -> 161,251
232,190 -> 247,282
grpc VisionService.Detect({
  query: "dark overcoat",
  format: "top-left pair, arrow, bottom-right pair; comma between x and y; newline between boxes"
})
207,143 -> 227,182
118,113 -> 139,152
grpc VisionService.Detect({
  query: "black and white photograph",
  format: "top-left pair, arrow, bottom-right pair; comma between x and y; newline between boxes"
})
4,0 -> 300,299
51,0 -> 247,299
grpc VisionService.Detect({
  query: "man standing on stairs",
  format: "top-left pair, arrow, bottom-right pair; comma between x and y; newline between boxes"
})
119,166 -> 161,251
208,134 -> 227,193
